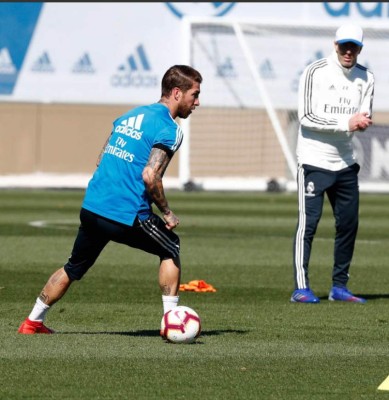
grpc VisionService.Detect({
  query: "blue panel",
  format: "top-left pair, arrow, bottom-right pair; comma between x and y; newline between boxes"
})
0,2 -> 43,94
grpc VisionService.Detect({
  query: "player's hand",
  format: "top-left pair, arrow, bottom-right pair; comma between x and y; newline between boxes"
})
349,112 -> 372,132
163,210 -> 179,230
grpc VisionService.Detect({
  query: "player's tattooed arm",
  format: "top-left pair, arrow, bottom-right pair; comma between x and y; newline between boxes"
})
96,132 -> 112,167
142,147 -> 171,215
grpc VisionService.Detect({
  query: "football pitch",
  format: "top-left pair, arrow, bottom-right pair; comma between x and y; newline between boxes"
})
1,189 -> 389,399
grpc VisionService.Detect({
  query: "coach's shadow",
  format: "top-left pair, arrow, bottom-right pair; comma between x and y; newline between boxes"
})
362,293 -> 389,300
60,329 -> 248,337
318,293 -> 389,301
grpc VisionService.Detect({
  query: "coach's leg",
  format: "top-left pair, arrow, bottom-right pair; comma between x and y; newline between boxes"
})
328,164 -> 359,287
293,165 -> 327,289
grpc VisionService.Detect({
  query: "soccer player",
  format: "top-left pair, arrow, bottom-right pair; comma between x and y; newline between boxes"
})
290,24 -> 374,304
18,65 -> 202,334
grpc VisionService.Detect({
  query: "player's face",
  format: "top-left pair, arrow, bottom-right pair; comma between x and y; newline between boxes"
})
335,41 -> 362,68
177,82 -> 201,119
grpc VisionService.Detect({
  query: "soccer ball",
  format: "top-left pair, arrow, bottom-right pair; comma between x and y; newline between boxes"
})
160,306 -> 201,344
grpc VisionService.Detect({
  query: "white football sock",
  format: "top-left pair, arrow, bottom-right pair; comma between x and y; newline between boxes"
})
28,298 -> 50,322
162,295 -> 179,314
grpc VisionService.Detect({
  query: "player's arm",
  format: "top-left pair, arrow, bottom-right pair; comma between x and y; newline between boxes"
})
96,133 -> 112,167
142,147 -> 179,230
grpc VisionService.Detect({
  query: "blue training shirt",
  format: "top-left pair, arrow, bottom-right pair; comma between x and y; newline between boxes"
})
82,103 -> 183,226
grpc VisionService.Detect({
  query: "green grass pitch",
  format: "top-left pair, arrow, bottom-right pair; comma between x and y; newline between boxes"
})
1,189 -> 389,399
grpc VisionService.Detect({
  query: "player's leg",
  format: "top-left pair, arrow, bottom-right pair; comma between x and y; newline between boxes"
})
38,267 -> 72,306
119,214 -> 181,313
17,267 -> 73,334
159,256 -> 181,313
18,208 -> 110,334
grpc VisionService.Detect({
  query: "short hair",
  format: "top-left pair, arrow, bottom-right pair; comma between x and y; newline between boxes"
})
161,65 -> 202,97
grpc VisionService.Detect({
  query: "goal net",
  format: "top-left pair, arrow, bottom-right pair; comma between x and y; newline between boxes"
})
179,18 -> 389,192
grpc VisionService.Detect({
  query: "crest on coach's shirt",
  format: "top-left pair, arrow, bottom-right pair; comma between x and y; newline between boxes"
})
306,181 -> 315,197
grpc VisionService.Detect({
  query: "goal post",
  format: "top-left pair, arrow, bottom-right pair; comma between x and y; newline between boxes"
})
232,21 -> 297,179
179,17 -> 389,192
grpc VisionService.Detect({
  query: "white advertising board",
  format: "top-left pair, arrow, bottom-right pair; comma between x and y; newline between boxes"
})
0,2 -> 388,109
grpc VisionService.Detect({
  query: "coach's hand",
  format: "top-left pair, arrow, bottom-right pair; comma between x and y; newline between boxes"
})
349,112 -> 373,132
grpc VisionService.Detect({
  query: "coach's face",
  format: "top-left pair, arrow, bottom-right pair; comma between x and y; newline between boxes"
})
176,82 -> 201,119
335,41 -> 362,68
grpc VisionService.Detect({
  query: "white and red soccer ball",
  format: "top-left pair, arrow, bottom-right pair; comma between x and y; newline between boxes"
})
160,306 -> 201,344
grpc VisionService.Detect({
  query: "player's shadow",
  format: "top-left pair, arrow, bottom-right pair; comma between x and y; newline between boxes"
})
60,329 -> 248,337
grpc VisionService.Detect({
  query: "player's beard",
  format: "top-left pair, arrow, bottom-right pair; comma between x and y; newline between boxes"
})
177,105 -> 193,119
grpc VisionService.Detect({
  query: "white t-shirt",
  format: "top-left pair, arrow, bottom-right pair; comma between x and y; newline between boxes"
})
296,50 -> 374,171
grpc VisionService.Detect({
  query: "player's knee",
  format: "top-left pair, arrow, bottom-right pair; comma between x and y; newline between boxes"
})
172,236 -> 180,255
162,237 -> 180,260
64,260 -> 94,281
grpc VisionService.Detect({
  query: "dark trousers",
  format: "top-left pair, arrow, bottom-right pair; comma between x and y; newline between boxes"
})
64,208 -> 180,281
293,163 -> 360,290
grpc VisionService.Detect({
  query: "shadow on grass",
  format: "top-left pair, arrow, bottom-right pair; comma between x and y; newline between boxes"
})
58,329 -> 248,337
318,293 -> 389,301
361,293 -> 389,300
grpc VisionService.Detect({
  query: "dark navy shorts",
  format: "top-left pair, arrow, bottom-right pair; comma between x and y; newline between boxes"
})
64,208 -> 180,281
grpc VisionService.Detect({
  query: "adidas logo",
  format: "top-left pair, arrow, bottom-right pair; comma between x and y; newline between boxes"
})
216,57 -> 237,78
31,52 -> 55,72
114,114 -> 144,140
72,53 -> 95,74
260,59 -> 276,79
111,44 -> 157,87
0,48 -> 17,74
118,44 -> 151,73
